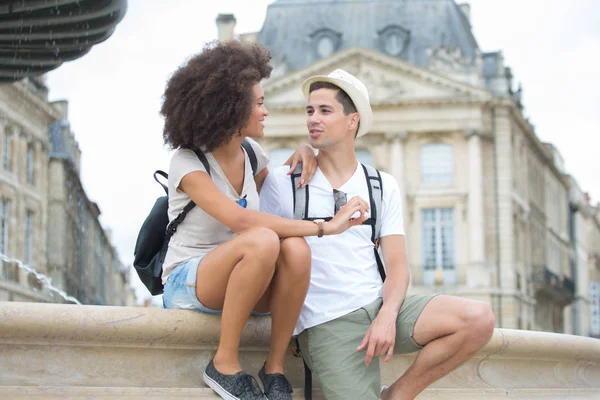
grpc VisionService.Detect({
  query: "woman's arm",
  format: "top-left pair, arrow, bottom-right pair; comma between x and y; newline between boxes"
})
181,171 -> 368,238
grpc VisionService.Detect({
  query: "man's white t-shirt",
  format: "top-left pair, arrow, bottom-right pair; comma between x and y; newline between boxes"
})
162,138 -> 269,284
260,162 -> 404,335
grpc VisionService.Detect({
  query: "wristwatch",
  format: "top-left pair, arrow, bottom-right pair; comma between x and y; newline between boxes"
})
313,219 -> 325,238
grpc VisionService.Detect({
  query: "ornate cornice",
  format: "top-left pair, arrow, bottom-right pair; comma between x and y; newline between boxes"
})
464,129 -> 493,141
264,46 -> 492,100
384,131 -> 409,141
267,97 -> 491,112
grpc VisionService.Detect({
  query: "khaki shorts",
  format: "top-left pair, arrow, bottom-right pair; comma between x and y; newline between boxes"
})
297,295 -> 436,400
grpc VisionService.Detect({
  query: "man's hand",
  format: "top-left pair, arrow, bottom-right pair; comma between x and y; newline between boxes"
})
357,307 -> 397,365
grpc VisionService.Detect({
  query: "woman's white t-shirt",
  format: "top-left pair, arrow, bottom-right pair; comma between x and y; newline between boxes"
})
161,138 -> 269,284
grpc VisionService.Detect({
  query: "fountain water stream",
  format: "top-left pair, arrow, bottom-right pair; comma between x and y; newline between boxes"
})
0,253 -> 81,305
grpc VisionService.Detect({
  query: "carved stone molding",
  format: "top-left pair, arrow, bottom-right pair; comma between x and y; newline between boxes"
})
464,129 -> 493,141
384,131 -> 409,142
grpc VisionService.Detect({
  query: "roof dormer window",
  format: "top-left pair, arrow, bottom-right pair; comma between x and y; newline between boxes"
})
310,29 -> 341,59
378,25 -> 410,57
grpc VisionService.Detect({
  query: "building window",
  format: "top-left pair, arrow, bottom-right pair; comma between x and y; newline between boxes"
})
24,210 -> 33,266
1,199 -> 19,282
96,237 -> 106,305
310,28 -> 341,59
420,143 -> 453,184
378,25 -> 410,57
591,282 -> 599,337
0,198 -> 9,259
26,143 -> 34,184
3,129 -> 12,171
421,208 -> 456,285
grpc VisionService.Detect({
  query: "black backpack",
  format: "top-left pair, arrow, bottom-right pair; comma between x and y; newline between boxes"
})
133,140 -> 258,295
290,162 -> 386,400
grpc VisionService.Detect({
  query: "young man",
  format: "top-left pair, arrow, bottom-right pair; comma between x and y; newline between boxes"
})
260,69 -> 495,400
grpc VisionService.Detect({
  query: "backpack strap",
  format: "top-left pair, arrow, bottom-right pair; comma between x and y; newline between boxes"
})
289,163 -> 386,400
361,163 -> 386,281
193,149 -> 211,175
164,150 -> 211,238
361,164 -> 383,243
153,170 -> 169,195
241,139 -> 259,176
291,164 -> 309,220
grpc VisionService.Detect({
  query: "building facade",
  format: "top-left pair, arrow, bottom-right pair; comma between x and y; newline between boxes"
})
587,205 -> 600,338
219,0 -> 596,334
0,76 -> 135,306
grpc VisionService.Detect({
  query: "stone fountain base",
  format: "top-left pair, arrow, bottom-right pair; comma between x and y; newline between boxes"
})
1,302 -> 599,399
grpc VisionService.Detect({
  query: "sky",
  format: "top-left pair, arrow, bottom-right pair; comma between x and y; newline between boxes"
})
44,0 -> 600,301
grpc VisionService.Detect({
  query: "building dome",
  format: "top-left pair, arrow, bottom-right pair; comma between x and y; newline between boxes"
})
258,0 -> 479,72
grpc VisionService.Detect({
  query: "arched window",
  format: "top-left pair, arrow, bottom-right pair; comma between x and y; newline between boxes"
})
420,143 -> 453,184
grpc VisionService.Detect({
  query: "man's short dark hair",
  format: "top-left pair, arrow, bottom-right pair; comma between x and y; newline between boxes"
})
309,81 -> 360,136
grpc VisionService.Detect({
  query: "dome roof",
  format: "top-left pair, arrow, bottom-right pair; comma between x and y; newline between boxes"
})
257,0 -> 479,72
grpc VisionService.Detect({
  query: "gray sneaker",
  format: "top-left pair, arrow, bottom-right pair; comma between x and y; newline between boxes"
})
258,363 -> 293,400
203,359 -> 266,400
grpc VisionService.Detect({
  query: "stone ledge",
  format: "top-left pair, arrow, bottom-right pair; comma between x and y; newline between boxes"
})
3,387 -> 599,400
1,386 -> 318,399
1,302 -> 599,399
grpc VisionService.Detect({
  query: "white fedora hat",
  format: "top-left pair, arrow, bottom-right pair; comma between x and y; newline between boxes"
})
301,69 -> 373,138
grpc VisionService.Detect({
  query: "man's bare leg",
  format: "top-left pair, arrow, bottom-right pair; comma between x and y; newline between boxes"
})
382,296 -> 495,400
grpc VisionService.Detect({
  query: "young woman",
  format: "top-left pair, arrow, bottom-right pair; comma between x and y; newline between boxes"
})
160,40 -> 369,400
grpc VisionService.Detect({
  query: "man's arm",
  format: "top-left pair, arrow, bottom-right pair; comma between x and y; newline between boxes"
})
380,235 -> 411,315
259,168 -> 284,217
357,172 -> 408,365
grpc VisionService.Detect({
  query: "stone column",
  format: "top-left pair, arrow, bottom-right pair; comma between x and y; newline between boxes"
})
387,132 -> 407,187
465,130 -> 487,287
386,131 -> 408,220
493,107 -> 516,328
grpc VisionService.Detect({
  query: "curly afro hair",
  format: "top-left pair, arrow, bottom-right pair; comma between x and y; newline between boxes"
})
161,40 -> 272,152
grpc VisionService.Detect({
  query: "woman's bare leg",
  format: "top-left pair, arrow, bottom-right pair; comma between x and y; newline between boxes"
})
254,237 -> 311,374
194,226 -> 281,374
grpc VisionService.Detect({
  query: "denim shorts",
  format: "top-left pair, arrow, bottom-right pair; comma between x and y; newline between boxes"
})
162,256 -> 269,316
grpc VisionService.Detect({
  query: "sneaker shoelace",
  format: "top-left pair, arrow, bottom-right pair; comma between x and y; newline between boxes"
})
231,373 -> 264,397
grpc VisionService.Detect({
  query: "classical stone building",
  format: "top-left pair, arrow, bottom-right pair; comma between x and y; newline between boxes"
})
0,76 -> 135,306
218,0 -> 597,334
587,204 -> 600,338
